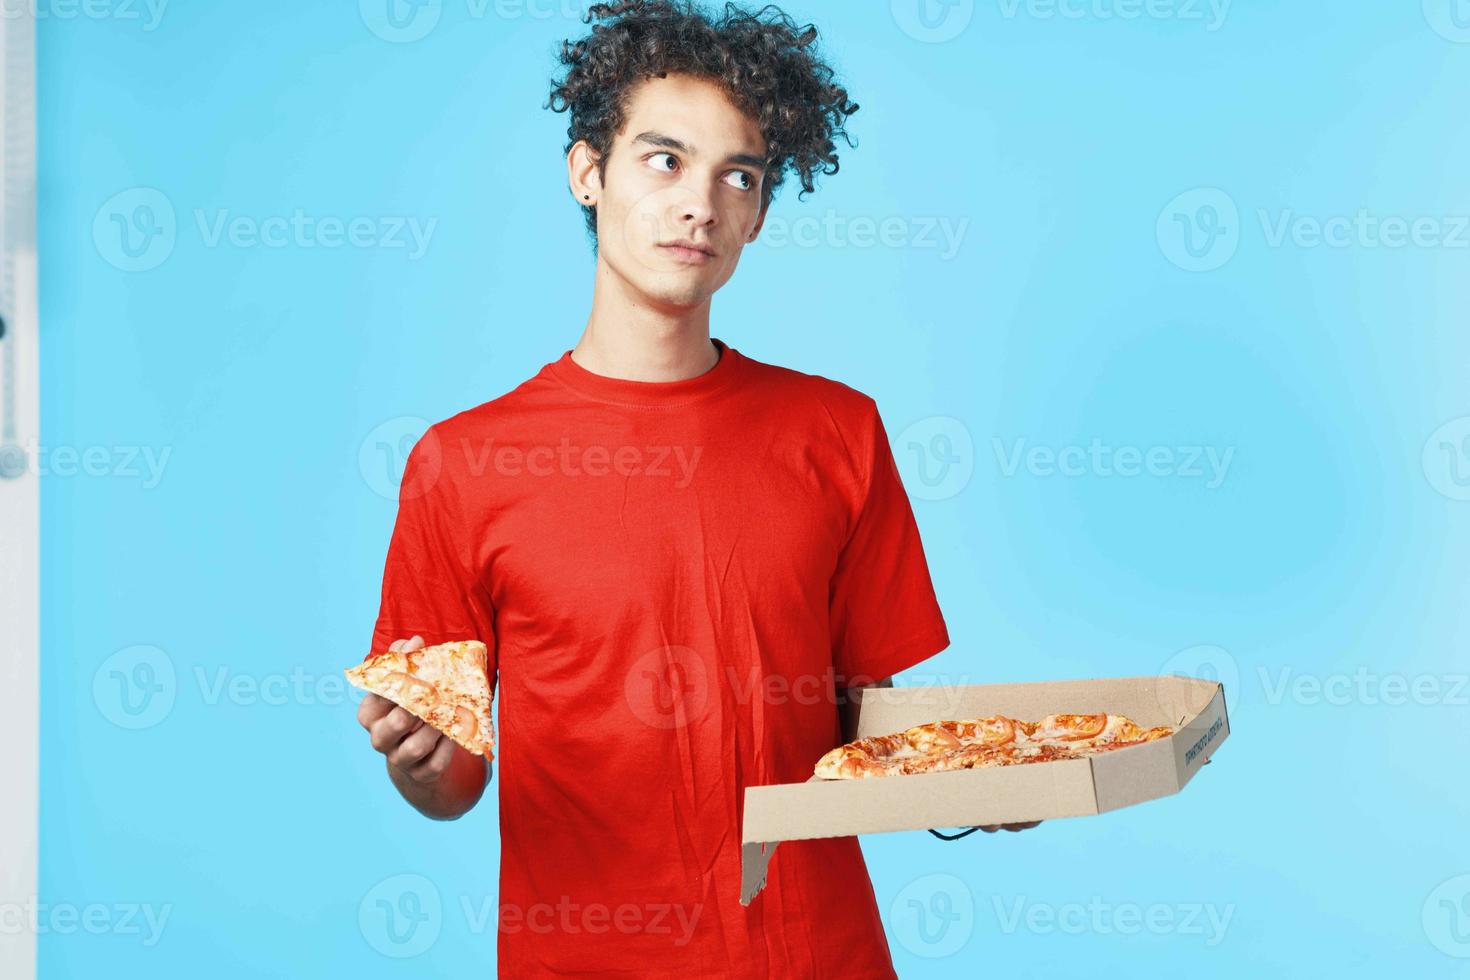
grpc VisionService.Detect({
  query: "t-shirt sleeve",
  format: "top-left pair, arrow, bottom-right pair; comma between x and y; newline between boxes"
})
367,428 -> 497,685
829,398 -> 951,685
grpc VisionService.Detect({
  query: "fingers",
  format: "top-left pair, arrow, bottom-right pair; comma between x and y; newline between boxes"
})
388,720 -> 444,772
405,732 -> 458,784
356,693 -> 396,729
977,821 -> 1043,834
404,635 -> 426,652
368,705 -> 423,755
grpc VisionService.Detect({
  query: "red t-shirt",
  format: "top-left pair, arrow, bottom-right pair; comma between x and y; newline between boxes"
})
369,338 -> 950,978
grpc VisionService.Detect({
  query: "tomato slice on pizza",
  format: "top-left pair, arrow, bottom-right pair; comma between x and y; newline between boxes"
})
345,640 -> 496,759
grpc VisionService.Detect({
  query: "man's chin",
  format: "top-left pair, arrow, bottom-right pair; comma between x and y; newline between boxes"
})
633,272 -> 720,312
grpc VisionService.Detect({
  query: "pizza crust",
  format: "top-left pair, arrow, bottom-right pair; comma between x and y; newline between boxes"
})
345,640 -> 496,759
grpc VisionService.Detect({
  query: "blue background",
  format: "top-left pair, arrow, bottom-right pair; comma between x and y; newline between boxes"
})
39,0 -> 1470,976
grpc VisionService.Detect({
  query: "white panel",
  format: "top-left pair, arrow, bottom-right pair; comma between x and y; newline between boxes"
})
0,5 -> 37,979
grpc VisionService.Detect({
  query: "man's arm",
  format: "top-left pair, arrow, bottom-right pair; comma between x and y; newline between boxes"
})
838,675 -> 891,744
356,635 -> 492,820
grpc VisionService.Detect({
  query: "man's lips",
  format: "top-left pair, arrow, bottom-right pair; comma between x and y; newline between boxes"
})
658,240 -> 717,264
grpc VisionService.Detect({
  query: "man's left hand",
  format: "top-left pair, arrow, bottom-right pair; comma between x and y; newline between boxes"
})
976,821 -> 1042,833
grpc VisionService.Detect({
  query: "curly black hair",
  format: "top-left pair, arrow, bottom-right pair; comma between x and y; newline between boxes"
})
547,0 -> 859,242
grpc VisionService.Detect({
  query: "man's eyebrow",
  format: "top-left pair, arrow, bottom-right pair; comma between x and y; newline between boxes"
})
631,130 -> 767,171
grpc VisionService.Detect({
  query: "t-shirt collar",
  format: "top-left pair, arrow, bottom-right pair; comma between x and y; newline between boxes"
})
545,337 -> 744,408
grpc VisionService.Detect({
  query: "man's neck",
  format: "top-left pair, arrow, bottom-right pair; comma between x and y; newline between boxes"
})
572,259 -> 721,383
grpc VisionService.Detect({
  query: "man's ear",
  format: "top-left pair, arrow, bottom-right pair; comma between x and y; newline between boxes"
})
747,195 -> 772,242
567,140 -> 603,206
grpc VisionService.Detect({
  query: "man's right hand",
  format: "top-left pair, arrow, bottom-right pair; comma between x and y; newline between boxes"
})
357,636 -> 459,783
357,635 -> 491,819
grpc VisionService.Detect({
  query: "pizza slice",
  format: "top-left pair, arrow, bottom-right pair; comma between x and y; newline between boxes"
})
345,640 -> 496,759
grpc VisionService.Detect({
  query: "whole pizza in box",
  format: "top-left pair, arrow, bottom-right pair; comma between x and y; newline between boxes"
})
814,712 -> 1173,779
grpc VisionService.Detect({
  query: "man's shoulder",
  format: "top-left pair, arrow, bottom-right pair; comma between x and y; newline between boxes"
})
420,367 -> 559,441
738,348 -> 881,423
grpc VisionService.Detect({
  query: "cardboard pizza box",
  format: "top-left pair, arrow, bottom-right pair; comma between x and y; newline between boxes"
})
739,675 -> 1227,905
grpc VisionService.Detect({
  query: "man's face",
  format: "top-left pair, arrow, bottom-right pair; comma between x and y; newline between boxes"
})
585,73 -> 769,311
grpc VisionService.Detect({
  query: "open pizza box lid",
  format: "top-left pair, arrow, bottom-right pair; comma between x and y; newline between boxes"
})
739,674 -> 1228,905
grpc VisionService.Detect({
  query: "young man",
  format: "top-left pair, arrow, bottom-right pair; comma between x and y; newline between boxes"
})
355,2 -> 1028,975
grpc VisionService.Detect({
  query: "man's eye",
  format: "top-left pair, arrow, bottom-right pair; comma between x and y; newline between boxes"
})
647,153 -> 679,173
724,171 -> 755,191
